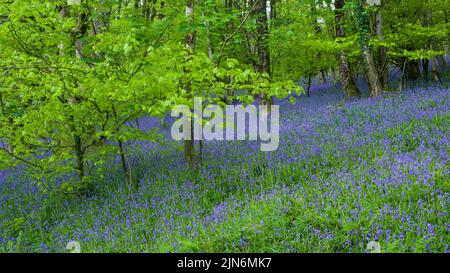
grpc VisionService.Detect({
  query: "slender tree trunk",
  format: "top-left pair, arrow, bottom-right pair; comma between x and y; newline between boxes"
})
74,135 -> 84,180
334,0 -> 361,98
422,59 -> 429,82
320,69 -> 327,84
59,4 -> 86,183
436,55 -> 448,72
399,59 -> 406,91
118,138 -> 131,196
330,67 -> 338,83
184,0 -> 196,167
184,126 -> 195,167
363,44 -> 383,97
364,10 -> 383,97
431,56 -> 442,83
199,137 -> 203,165
255,0 -> 272,105
111,103 -> 131,188
269,0 -> 277,21
311,4 -> 327,84
255,0 -> 270,75
375,6 -> 388,89
204,12 -> 214,60
306,74 -> 312,97
421,3 -> 432,82
425,6 -> 442,83
405,60 -> 421,82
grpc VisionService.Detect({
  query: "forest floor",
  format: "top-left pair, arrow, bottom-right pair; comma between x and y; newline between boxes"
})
1,82 -> 449,253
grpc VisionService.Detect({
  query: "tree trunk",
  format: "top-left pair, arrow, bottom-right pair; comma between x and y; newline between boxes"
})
306,74 -> 312,97
334,0 -> 361,98
422,59 -> 429,82
364,44 -> 383,97
118,139 -> 128,180
59,4 -> 87,183
320,69 -> 327,84
255,0 -> 272,105
184,0 -> 196,167
436,55 -> 448,72
311,4 -> 328,85
73,134 -> 85,181
363,11 -> 383,97
375,7 -> 388,89
405,60 -> 421,82
431,57 -> 442,83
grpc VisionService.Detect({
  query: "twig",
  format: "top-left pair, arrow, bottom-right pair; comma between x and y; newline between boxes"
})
217,0 -> 260,66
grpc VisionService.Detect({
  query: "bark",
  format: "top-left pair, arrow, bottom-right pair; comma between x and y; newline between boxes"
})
306,74 -> 312,97
184,0 -> 196,167
421,3 -> 432,82
254,0 -> 272,105
74,135 -> 84,180
431,56 -> 442,83
238,1 -> 257,68
311,4 -> 327,84
118,138 -> 131,196
425,6 -> 442,83
205,12 -> 214,60
270,0 -> 277,21
330,67 -> 338,83
364,44 -> 383,97
59,4 -> 86,182
255,0 -> 270,76
436,55 -> 448,72
405,60 -> 421,82
422,59 -> 429,82
320,69 -> 327,84
364,13 -> 383,97
334,0 -> 361,98
375,8 -> 388,89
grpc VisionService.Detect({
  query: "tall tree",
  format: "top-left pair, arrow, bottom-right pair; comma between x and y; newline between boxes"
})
334,0 -> 361,98
254,0 -> 272,104
356,0 -> 382,97
184,0 -> 196,167
374,1 -> 388,89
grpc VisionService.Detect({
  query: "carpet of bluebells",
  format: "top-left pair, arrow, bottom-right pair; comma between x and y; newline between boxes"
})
0,83 -> 449,253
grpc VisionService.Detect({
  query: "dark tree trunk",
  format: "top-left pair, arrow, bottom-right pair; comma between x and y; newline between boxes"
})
405,61 -> 421,82
74,135 -> 85,181
422,59 -> 429,82
118,139 -> 128,181
306,74 -> 312,97
334,0 -> 361,98
184,0 -> 196,167
320,69 -> 327,84
184,126 -> 195,167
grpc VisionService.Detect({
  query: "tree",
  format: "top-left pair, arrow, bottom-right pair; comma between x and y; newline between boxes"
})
335,0 -> 361,98
254,0 -> 272,105
183,0 -> 197,167
0,0 -> 179,194
354,0 -> 383,97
